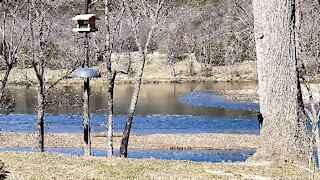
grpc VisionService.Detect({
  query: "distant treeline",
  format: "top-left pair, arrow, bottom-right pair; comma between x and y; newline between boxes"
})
1,0 -> 319,73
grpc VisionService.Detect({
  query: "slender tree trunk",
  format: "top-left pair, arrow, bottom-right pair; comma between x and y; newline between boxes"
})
119,0 -> 164,158
107,71 -> 115,157
86,0 -> 92,14
107,84 -> 114,157
104,0 -> 114,157
168,47 -> 176,77
37,81 -> 45,152
250,0 -> 308,164
120,53 -> 146,158
0,65 -> 12,104
0,10 -> 14,110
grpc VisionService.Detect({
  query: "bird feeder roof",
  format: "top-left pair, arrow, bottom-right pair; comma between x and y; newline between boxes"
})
74,68 -> 101,78
72,14 -> 100,21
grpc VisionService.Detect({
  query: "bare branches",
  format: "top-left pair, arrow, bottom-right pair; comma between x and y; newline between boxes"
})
115,52 -> 132,75
120,0 -> 167,158
0,0 -> 29,111
45,63 -> 80,95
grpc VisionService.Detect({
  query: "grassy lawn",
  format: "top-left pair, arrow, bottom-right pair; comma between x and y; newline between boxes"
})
0,151 -> 316,179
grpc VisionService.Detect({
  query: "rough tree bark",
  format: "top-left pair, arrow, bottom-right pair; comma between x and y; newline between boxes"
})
28,0 -> 47,152
106,71 -> 116,157
28,0 -> 81,152
250,0 -> 308,164
104,0 -> 114,158
100,0 -> 128,157
36,79 -> 45,152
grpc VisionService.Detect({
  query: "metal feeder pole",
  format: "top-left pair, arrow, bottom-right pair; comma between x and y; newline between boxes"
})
75,68 -> 101,156
83,0 -> 92,156
83,78 -> 91,156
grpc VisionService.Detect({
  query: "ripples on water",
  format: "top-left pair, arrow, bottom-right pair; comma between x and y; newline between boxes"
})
1,88 -> 260,134
1,83 -> 260,162
179,91 -> 259,111
0,114 -> 260,134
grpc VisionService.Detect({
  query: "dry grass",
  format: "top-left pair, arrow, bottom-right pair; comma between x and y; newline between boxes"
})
1,54 -> 258,86
0,151 -> 317,179
219,83 -> 320,104
0,132 -> 260,150
218,87 -> 260,104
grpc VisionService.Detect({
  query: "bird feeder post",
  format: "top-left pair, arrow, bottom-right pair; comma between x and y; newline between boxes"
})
84,0 -> 90,155
74,68 -> 101,156
72,0 -> 100,156
83,78 -> 91,156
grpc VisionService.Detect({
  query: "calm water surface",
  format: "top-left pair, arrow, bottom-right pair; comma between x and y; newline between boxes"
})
4,82 -> 259,134
2,82 -> 259,162
11,82 -> 257,116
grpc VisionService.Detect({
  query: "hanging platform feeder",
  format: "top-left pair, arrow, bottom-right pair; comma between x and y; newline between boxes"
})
72,14 -> 100,33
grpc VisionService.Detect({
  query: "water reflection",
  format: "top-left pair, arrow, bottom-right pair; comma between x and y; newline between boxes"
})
9,82 -> 257,118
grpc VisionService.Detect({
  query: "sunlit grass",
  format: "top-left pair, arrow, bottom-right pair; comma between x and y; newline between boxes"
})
0,151 -> 317,179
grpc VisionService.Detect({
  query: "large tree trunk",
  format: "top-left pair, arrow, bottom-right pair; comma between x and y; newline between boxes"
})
250,0 -> 308,164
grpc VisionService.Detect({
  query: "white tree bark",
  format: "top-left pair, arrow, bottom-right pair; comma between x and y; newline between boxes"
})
120,0 -> 165,158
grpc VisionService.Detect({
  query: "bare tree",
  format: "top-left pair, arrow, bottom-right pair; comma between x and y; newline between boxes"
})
28,0 -> 79,152
250,0 -> 308,164
0,0 -> 28,112
120,0 -> 166,158
95,0 -> 131,157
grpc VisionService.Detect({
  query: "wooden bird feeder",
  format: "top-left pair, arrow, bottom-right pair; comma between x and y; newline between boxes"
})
72,14 -> 100,33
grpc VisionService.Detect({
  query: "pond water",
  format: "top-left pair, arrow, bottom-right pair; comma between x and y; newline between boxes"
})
2,81 -> 260,162
10,82 -> 257,117
0,114 -> 259,134
4,82 -> 259,134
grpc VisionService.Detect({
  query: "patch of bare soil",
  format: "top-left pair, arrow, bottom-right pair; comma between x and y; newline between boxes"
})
0,132 -> 260,150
